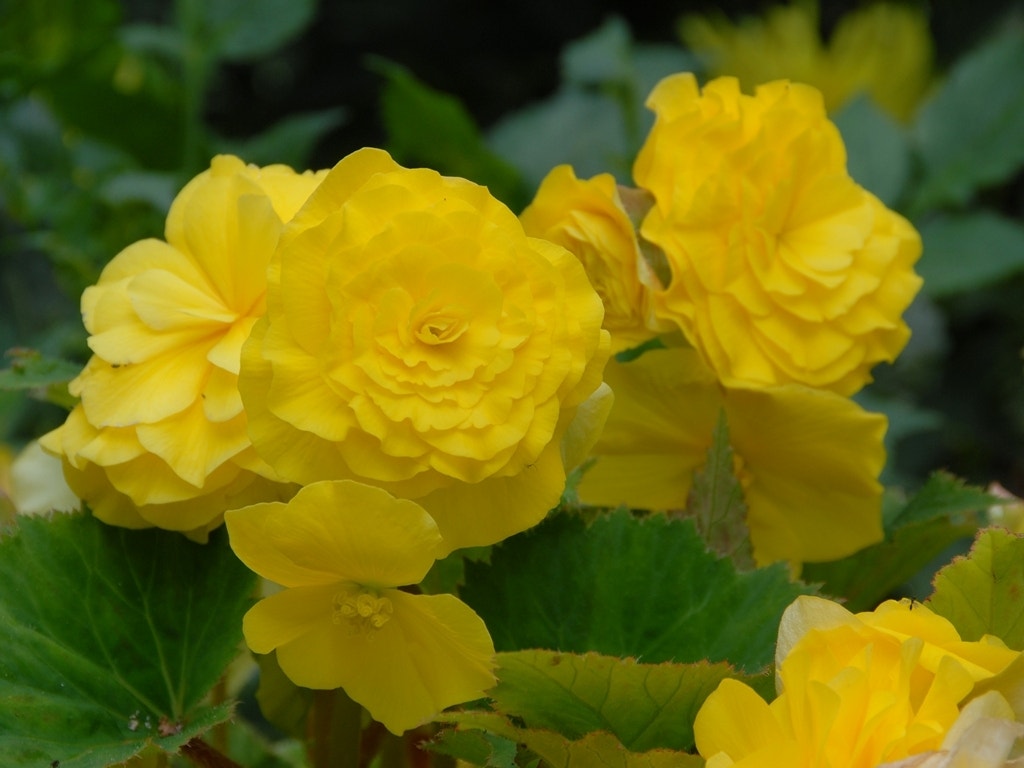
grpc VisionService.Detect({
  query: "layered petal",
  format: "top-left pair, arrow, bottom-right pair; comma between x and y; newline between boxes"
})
240,147 -> 610,549
44,155 -> 325,532
635,73 -> 923,395
520,164 -> 668,352
695,595 -> 1023,768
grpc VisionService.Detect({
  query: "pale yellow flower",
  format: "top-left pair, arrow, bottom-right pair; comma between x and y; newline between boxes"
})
878,692 -> 1024,768
224,480 -> 496,735
635,74 -> 922,395
519,164 -> 668,354
240,148 -> 610,552
680,1 -> 934,122
694,596 -> 1020,767
576,346 -> 885,566
41,155 -> 325,534
8,440 -> 79,516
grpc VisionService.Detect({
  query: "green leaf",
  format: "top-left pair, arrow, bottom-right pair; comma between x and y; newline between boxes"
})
927,527 -> 1024,649
0,349 -> 80,391
440,713 -> 701,768
916,212 -> 1024,298
492,650 -> 771,753
887,471 -> 994,531
200,0 -> 316,62
685,410 -> 752,568
0,513 -> 257,767
427,726 -> 521,768
833,95 -> 910,206
253,653 -> 312,740
802,515 -> 976,612
488,19 -> 694,192
910,31 -> 1024,213
460,509 -> 815,672
218,108 -> 347,170
372,59 -> 527,209
488,88 -> 631,189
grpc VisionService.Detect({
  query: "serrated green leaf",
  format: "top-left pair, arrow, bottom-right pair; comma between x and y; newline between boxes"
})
834,95 -> 910,206
0,349 -> 81,391
427,727 -> 521,768
888,471 -> 994,531
461,510 -> 815,672
492,650 -> 770,752
441,713 -> 701,768
802,515 -> 976,612
0,513 -> 257,767
802,472 -> 984,609
916,212 -> 1024,298
685,410 -> 752,568
927,527 -> 1024,648
372,59 -> 527,209
910,31 -> 1024,213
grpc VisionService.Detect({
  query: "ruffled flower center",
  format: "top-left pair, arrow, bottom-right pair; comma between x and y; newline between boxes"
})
332,589 -> 394,634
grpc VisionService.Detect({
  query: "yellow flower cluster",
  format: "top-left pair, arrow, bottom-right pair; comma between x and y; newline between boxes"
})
680,1 -> 934,122
695,596 -> 1023,767
526,72 -> 921,565
41,148 -> 611,730
40,58 -> 928,731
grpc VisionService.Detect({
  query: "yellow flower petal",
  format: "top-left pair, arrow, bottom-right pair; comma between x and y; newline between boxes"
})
225,480 -> 442,588
242,582 -> 339,655
576,347 -> 719,511
695,678 -> 799,766
725,383 -> 886,565
273,590 -> 495,734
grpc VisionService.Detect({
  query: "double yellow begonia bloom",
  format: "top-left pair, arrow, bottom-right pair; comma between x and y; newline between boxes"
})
224,479 -> 496,735
239,148 -> 611,553
636,74 -> 922,396
694,596 -> 1021,767
577,346 -> 885,566
680,1 -> 934,122
41,155 -> 325,535
519,164 -> 669,354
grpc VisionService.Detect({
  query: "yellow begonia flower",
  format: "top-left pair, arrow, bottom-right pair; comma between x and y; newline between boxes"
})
635,74 -> 923,396
239,148 -> 610,553
40,155 -> 325,535
224,479 -> 496,735
680,1 -> 934,122
694,596 -> 1021,768
576,346 -> 885,565
519,164 -> 669,354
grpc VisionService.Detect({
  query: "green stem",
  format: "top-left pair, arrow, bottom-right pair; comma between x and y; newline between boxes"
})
180,738 -> 242,768
310,688 -> 364,768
